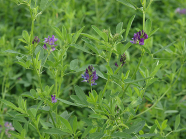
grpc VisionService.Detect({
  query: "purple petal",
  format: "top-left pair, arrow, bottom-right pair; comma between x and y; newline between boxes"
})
139,38 -> 144,45
43,44 -> 47,49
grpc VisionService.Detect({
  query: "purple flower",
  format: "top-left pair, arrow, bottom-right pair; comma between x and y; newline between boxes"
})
81,65 -> 99,86
4,122 -> 14,138
51,95 -> 57,103
43,44 -> 47,49
43,35 -> 58,51
175,8 -> 186,14
32,36 -> 40,44
130,30 -> 148,45
115,62 -> 118,67
120,53 -> 126,66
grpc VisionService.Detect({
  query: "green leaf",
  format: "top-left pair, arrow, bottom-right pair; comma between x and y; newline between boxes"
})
13,115 -> 27,123
155,120 -> 161,130
145,19 -> 152,34
42,128 -> 68,135
1,99 -> 24,113
52,26 -> 63,40
149,28 -> 159,37
81,126 -> 92,139
82,37 -> 99,55
57,98 -> 81,107
164,110 -> 178,114
124,77 -> 151,84
13,120 -> 23,133
175,114 -> 180,130
161,119 -> 168,130
111,132 -> 132,138
92,25 -> 108,42
122,41 -> 132,54
5,50 -> 24,55
70,95 -> 87,106
130,97 -> 142,107
126,121 -> 146,134
139,133 -> 156,137
150,63 -> 162,77
73,117 -> 77,134
149,124 -> 157,133
89,132 -> 104,139
72,26 -> 85,43
22,30 -> 30,43
117,0 -> 136,10
74,85 -> 88,105
81,33 -> 100,42
105,65 -> 113,75
89,114 -> 108,119
70,59 -> 79,70
125,15 -> 135,40
70,44 -> 93,54
59,117 -> 73,133
116,22 -> 123,34
153,41 -> 175,55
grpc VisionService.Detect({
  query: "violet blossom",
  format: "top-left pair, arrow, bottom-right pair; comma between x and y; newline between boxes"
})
51,95 -> 57,103
81,65 -> 99,86
130,30 -> 148,45
43,35 -> 58,51
115,53 -> 126,67
32,36 -> 40,44
175,8 -> 186,14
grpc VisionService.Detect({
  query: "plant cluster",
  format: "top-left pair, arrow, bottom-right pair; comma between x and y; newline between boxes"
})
0,0 -> 186,139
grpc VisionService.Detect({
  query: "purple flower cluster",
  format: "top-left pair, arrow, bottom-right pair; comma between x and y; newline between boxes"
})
32,36 -> 40,44
0,122 -> 15,138
175,8 -> 186,14
130,30 -> 148,45
51,95 -> 57,103
43,35 -> 58,52
82,65 -> 98,86
115,53 -> 126,67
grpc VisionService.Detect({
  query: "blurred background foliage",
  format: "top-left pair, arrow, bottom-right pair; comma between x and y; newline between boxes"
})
1,0 -> 186,138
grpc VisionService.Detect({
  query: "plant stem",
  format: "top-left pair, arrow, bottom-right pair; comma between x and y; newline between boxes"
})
102,76 -> 110,97
121,51 -> 144,97
143,0 -> 146,31
49,110 -> 57,128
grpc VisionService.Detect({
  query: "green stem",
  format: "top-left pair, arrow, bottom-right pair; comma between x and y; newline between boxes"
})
133,64 -> 183,118
102,76 -> 110,97
55,70 -> 58,96
49,110 -> 57,128
143,0 -> 146,31
121,51 -> 144,97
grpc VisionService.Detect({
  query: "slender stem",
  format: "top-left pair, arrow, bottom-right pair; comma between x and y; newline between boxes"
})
143,0 -> 146,31
133,64 -> 183,118
55,70 -> 58,96
49,110 -> 57,128
102,76 -> 110,97
121,51 -> 144,97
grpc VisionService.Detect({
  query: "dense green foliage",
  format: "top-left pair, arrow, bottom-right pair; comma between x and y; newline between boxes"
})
0,0 -> 186,138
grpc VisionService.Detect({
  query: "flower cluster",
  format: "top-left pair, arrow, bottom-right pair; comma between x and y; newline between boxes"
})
130,30 -> 148,45
43,35 -> 58,51
82,65 -> 98,86
115,53 -> 126,67
175,8 -> 186,14
0,122 -> 15,138
32,36 -> 40,44
51,95 -> 57,103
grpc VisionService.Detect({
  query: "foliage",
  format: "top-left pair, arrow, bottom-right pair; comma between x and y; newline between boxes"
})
0,0 -> 186,138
